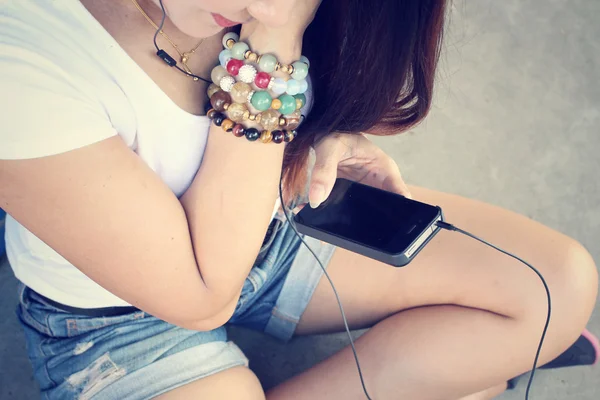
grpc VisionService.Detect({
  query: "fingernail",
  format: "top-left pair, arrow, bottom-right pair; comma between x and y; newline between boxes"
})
309,185 -> 325,208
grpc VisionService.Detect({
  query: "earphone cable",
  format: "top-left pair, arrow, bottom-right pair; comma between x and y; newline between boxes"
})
154,0 -> 212,84
279,178 -> 374,400
436,221 -> 551,400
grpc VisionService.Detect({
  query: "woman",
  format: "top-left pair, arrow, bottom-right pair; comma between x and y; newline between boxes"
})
0,0 -> 597,399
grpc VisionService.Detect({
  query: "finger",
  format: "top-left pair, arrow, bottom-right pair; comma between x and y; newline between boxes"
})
292,203 -> 307,213
310,138 -> 341,208
381,159 -> 412,199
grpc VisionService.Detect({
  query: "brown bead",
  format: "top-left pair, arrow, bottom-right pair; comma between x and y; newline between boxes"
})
260,109 -> 281,131
284,130 -> 295,143
260,130 -> 273,143
271,99 -> 282,110
207,83 -> 221,98
221,119 -> 234,132
282,110 -> 301,130
230,82 -> 252,104
232,124 -> 245,137
272,130 -> 284,144
207,108 -> 217,119
210,91 -> 232,112
227,102 -> 247,123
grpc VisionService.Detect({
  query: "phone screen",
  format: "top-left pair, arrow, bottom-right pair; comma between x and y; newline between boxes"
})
295,179 -> 441,254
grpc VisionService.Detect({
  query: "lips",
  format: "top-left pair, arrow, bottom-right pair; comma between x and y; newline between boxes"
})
211,13 -> 241,28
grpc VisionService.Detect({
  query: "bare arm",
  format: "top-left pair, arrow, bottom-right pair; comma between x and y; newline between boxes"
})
1,1 -> 319,330
0,127 -> 283,330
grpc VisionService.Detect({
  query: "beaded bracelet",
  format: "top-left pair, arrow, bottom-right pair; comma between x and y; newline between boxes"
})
224,59 -> 309,96
220,32 -> 309,79
218,32 -> 310,96
208,74 -> 306,116
208,88 -> 302,131
208,108 -> 297,144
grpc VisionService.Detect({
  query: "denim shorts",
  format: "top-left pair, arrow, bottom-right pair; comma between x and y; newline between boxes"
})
16,218 -> 336,400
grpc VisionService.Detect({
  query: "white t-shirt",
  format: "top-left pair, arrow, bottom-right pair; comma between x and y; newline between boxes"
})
0,1 -> 288,307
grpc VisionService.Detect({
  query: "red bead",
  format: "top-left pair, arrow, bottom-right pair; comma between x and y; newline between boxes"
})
232,124 -> 245,137
254,72 -> 271,89
226,59 -> 244,76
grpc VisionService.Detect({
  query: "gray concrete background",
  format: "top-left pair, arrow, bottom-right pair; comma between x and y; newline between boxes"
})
1,0 -> 599,398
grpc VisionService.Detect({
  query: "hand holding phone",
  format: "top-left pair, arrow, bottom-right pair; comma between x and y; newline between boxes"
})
294,179 -> 443,267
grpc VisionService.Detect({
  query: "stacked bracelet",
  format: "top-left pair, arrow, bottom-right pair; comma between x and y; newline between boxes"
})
207,32 -> 309,144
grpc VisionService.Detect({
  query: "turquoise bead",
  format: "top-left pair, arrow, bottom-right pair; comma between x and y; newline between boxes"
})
270,78 -> 287,95
231,42 -> 249,60
258,54 -> 277,73
286,80 -> 301,95
279,94 -> 296,115
219,49 -> 232,67
298,79 -> 309,94
291,61 -> 309,80
251,91 -> 273,111
294,94 -> 307,109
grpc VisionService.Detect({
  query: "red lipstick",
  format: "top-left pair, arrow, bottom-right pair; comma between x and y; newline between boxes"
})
211,13 -> 241,28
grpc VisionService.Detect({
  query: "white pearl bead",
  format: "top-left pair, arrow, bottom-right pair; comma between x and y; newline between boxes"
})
219,76 -> 236,92
222,32 -> 240,49
299,55 -> 310,67
270,78 -> 287,95
238,64 -> 257,84
298,79 -> 309,94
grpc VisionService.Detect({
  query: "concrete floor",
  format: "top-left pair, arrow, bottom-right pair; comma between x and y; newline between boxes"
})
1,0 -> 599,398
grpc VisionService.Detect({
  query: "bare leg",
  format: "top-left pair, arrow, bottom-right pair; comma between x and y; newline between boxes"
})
267,187 -> 597,400
459,383 -> 507,400
153,366 -> 265,400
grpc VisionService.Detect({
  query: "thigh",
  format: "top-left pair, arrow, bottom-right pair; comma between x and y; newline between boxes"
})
153,366 -> 265,400
296,186 -> 597,336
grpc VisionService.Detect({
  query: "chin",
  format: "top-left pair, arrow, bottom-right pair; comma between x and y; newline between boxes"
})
161,0 -> 222,39
178,23 -> 223,39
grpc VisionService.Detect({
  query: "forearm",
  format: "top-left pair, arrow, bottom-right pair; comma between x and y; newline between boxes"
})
180,128 -> 285,305
180,29 -> 303,318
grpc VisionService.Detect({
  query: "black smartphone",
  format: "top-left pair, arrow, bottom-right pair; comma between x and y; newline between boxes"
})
293,178 -> 443,267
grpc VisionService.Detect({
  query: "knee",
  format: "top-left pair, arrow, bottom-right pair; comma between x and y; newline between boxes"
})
544,239 -> 598,346
560,239 -> 597,321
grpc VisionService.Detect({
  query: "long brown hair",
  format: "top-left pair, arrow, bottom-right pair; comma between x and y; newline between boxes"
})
284,0 -> 447,193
